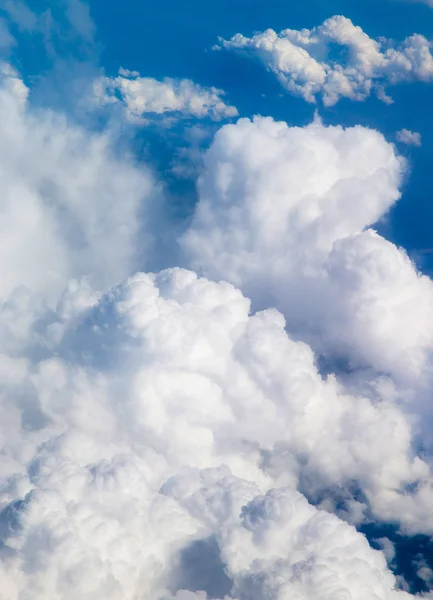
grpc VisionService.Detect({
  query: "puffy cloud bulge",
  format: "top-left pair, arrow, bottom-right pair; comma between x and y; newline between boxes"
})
181,115 -> 433,535
216,15 -> 433,105
0,64 -> 165,305
1,19 -> 433,600
182,116 -> 433,383
0,267 -> 422,600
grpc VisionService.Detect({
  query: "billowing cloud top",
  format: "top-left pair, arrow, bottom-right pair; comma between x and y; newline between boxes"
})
1,3 -> 433,598
182,115 -> 433,531
216,15 -> 433,105
182,116 -> 433,381
0,263 -> 423,599
95,68 -> 239,122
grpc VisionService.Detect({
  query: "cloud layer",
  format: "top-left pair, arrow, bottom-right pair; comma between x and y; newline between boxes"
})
181,115 -> 429,380
216,16 -> 433,105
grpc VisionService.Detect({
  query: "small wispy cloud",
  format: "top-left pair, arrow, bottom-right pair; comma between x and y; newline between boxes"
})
396,128 -> 422,146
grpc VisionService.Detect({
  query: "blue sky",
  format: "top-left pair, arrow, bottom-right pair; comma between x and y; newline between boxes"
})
2,1 -> 433,598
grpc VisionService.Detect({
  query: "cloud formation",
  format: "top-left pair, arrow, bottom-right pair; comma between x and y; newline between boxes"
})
181,115 -> 430,379
0,265 -> 422,599
216,15 -> 433,105
0,16 -> 433,600
95,68 -> 238,122
0,62 -> 165,305
0,66 -> 428,594
396,128 -> 422,146
181,114 -> 433,532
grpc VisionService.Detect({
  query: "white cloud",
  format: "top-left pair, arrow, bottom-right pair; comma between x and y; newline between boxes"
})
0,64 -> 165,305
0,61 -> 28,104
95,69 -> 238,122
165,473 -> 414,600
375,537 -> 396,564
1,28 -> 433,600
181,114 -> 433,532
396,128 -> 422,146
216,15 -> 433,105
0,266 -> 424,599
181,116 -> 433,381
219,487 -> 411,600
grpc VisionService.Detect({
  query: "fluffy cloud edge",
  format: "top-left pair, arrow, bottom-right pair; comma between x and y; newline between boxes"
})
94,68 -> 239,122
215,15 -> 433,106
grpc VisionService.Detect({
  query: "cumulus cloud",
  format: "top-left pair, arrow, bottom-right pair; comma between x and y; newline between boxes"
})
181,116 -> 433,381
181,114 -> 433,531
220,488 -> 412,600
216,15 -> 433,105
0,63 -> 165,305
95,68 -> 238,122
0,266 -> 424,599
396,128 -> 422,146
1,14 -> 433,599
